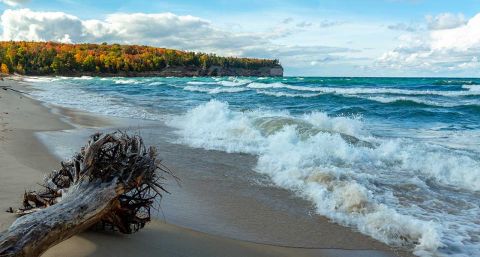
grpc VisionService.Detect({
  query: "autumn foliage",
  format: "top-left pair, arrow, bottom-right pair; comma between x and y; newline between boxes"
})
0,41 -> 280,76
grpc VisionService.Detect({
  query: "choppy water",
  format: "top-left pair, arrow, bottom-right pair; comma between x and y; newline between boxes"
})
25,76 -> 480,257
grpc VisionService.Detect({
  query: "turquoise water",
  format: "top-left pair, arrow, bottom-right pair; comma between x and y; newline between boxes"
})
26,76 -> 480,257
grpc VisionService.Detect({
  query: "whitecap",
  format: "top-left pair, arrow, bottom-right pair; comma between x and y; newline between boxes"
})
184,85 -> 248,94
186,81 -> 217,85
148,82 -> 165,86
72,76 -> 94,80
167,100 -> 480,257
462,84 -> 480,92
256,90 -> 322,98
113,78 -> 139,85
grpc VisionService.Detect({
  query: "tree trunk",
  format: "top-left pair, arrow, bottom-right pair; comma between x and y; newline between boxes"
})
0,132 -> 171,257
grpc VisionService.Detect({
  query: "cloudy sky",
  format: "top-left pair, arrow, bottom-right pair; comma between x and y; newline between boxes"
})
1,0 -> 479,77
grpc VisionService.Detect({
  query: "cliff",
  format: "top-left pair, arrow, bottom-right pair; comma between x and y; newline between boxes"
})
34,64 -> 284,77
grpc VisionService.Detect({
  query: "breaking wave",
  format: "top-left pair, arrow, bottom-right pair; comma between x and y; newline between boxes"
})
167,100 -> 480,257
184,85 -> 249,94
256,90 -> 322,98
364,96 -> 480,108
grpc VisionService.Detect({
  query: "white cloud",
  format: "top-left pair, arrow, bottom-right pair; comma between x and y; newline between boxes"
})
0,0 -> 28,6
377,13 -> 480,74
0,9 -> 264,54
1,9 -> 83,43
430,14 -> 480,51
426,13 -> 466,30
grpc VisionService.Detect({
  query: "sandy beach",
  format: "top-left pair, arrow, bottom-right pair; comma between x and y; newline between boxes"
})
0,78 -> 413,257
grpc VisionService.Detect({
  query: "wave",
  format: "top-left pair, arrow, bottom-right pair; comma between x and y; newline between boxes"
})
184,85 -> 249,94
364,96 -> 476,108
72,76 -> 94,80
186,81 -> 218,85
247,82 -> 288,89
28,81 -> 159,120
367,96 -> 439,106
167,100 -> 480,257
246,82 -> 480,97
462,84 -> 480,91
148,81 -> 165,86
22,76 -> 62,83
186,79 -> 251,87
113,78 -> 140,85
218,79 -> 251,87
362,96 -> 480,111
256,90 -> 322,98
433,80 -> 479,86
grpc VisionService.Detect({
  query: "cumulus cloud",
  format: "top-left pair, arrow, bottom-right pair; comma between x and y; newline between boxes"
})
82,12 -> 264,52
429,14 -> 480,51
377,13 -> 480,73
426,13 -> 466,30
0,0 -> 28,6
0,8 -> 358,70
0,9 -> 265,54
1,9 -> 83,43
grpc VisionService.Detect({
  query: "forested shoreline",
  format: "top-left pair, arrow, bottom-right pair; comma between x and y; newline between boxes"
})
0,41 -> 282,77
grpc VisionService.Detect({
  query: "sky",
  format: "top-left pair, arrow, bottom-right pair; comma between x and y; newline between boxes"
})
0,0 -> 480,77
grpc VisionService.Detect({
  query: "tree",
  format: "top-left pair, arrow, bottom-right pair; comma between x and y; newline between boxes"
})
1,63 -> 9,74
82,55 -> 96,72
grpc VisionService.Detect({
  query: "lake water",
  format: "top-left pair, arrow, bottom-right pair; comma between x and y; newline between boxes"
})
26,76 -> 480,257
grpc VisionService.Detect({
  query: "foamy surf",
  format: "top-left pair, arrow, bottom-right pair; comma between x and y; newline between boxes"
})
27,78 -> 160,120
167,100 -> 480,257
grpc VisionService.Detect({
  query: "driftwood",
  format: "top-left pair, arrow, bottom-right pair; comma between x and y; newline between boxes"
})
0,132 -> 172,257
0,86 -> 28,95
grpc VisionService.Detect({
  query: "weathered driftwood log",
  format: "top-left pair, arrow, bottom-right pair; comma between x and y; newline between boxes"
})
0,86 -> 27,94
0,132 -> 172,257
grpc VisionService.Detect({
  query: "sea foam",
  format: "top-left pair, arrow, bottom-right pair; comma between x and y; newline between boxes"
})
167,100 -> 480,257
28,79 -> 159,120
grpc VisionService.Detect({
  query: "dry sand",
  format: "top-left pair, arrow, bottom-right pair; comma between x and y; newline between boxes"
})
0,79 -> 412,257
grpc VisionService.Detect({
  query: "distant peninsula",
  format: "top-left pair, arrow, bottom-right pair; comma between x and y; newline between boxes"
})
0,41 -> 283,77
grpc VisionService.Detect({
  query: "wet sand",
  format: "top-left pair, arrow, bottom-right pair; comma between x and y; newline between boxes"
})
0,78 -> 413,257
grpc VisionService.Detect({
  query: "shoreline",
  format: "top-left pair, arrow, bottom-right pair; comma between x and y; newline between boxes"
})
0,78 -> 413,257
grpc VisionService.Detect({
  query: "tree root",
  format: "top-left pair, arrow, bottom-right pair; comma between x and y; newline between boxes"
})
0,131 -> 173,257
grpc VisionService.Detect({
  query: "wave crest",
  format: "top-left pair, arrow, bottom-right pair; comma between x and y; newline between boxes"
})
184,85 -> 249,94
166,100 -> 480,255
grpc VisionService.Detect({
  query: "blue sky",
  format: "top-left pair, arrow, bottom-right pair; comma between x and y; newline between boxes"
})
13,0 -> 479,19
1,0 -> 480,77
